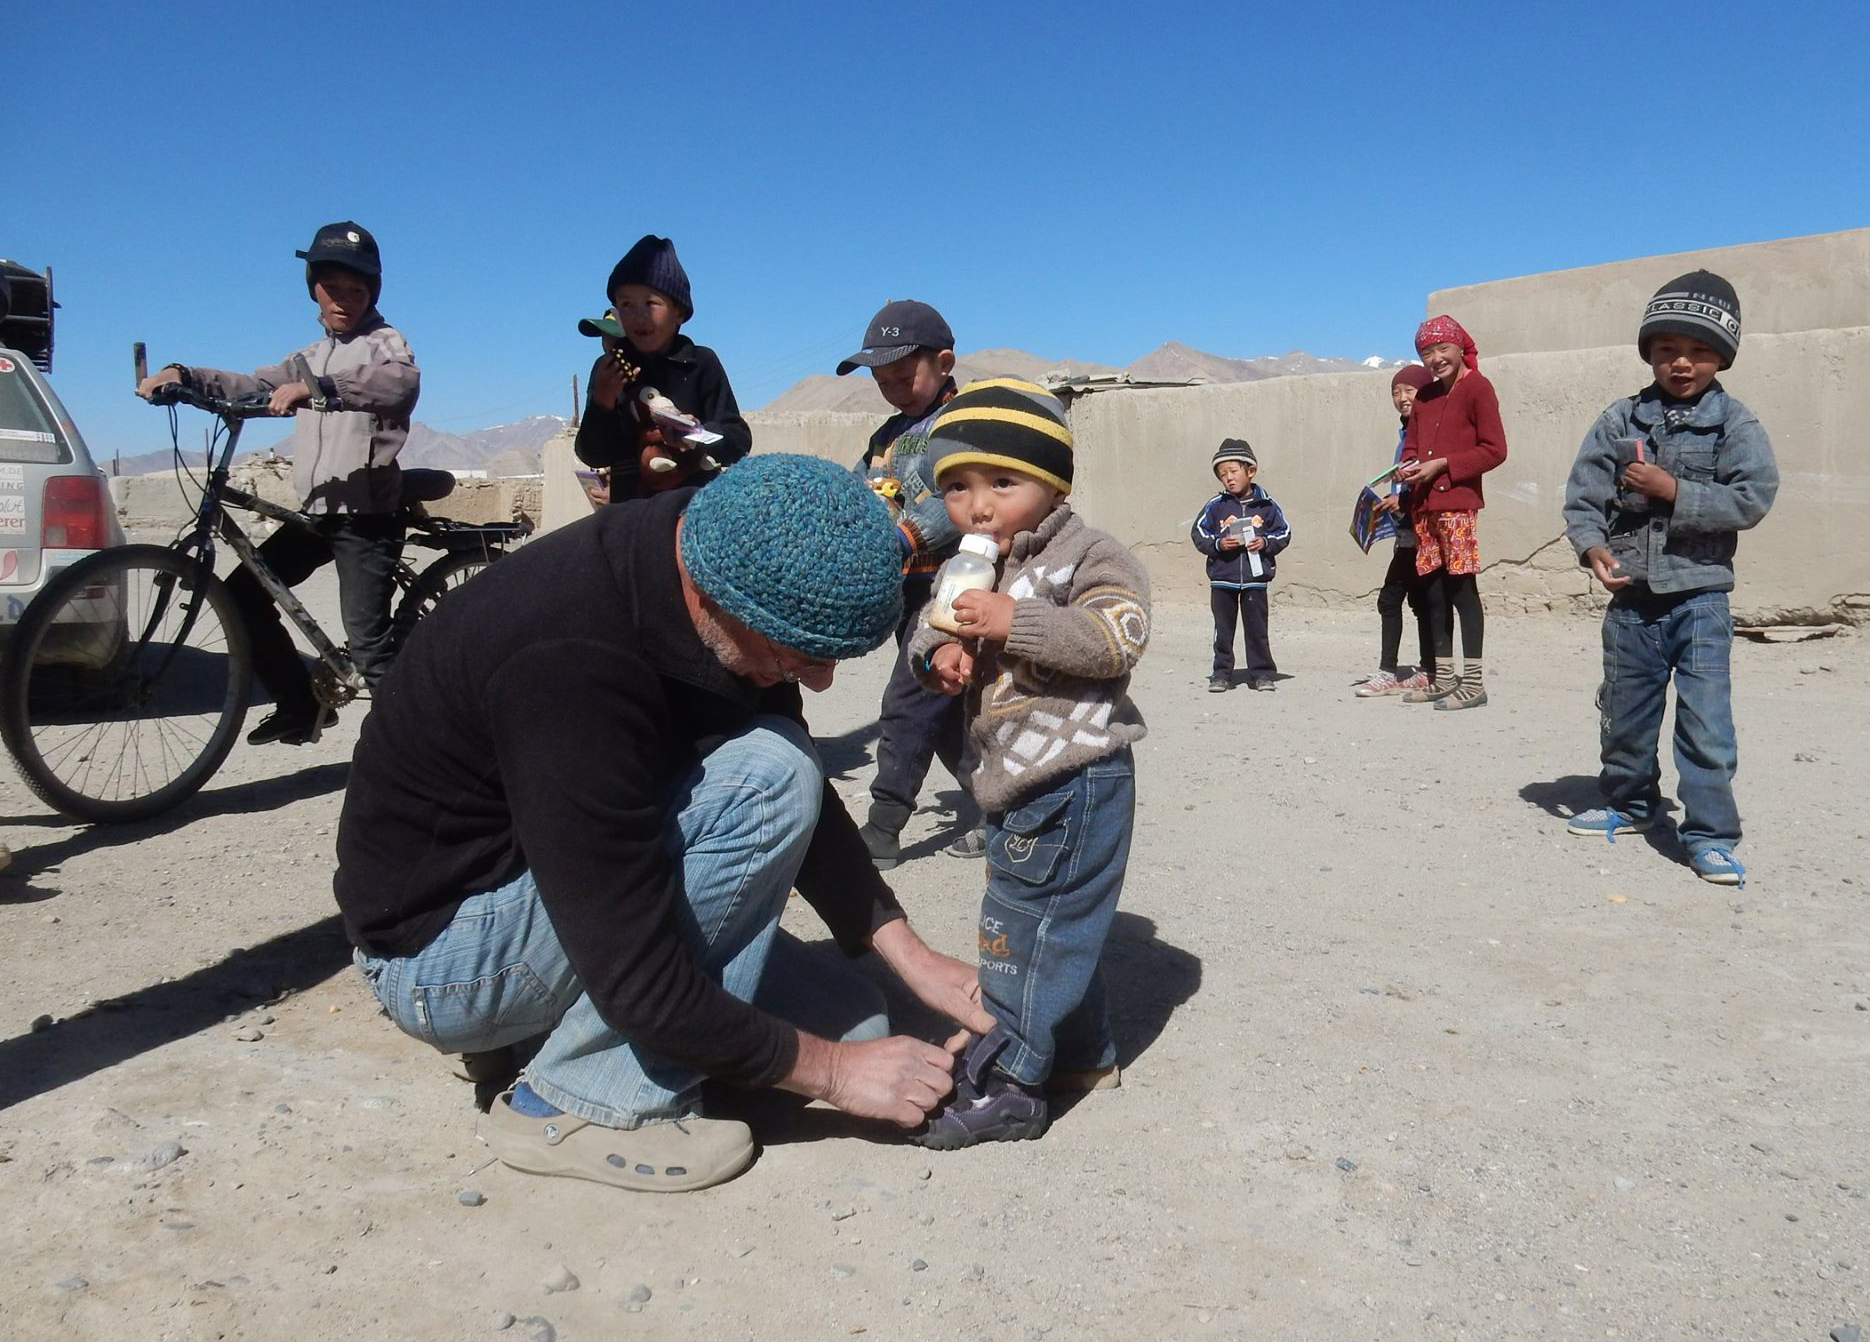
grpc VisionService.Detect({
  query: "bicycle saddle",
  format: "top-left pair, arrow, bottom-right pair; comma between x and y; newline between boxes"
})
400,469 -> 456,504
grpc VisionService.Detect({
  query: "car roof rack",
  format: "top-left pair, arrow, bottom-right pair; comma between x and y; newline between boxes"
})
0,259 -> 56,372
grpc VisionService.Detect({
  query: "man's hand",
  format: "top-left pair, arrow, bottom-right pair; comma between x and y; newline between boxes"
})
1621,461 -> 1678,504
1218,533 -> 1242,550
135,368 -> 183,401
871,918 -> 996,1035
926,641 -> 974,694
1584,545 -> 1632,592
781,1031 -> 958,1127
590,353 -> 626,411
1244,533 -> 1266,552
267,381 -> 314,416
950,589 -> 1013,642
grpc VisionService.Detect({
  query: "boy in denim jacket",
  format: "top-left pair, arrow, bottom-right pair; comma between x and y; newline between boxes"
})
1560,271 -> 1778,887
906,379 -> 1149,1149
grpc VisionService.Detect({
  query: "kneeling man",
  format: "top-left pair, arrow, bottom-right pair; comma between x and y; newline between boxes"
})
334,454 -> 990,1192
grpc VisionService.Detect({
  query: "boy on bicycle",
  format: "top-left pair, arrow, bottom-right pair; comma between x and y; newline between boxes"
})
137,221 -> 420,745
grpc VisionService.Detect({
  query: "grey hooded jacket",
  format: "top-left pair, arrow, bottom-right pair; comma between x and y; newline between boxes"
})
190,311 -> 419,515
1562,382 -> 1777,596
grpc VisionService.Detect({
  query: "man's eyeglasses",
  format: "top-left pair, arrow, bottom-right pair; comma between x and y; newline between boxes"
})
760,633 -> 834,684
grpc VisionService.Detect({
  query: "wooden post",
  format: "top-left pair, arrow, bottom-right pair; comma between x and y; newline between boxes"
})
570,374 -> 580,428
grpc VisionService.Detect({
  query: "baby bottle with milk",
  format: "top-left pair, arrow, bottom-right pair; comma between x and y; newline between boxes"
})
925,534 -> 1000,634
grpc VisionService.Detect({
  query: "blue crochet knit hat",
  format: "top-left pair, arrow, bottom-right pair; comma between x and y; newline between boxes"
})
680,455 -> 903,660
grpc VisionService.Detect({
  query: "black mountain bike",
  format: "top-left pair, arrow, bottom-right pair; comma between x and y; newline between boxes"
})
0,371 -> 529,824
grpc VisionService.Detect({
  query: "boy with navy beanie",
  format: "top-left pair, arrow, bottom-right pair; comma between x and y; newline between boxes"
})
1561,270 -> 1778,888
905,379 -> 1150,1148
1191,439 -> 1291,691
836,300 -> 981,867
574,234 -> 751,500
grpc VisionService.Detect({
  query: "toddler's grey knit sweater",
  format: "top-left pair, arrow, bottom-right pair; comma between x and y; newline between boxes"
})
908,505 -> 1149,813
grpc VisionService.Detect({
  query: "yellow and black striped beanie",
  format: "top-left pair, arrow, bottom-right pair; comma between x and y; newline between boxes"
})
926,378 -> 1073,496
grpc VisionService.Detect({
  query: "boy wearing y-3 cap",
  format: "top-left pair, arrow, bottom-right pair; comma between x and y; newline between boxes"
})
837,300 -> 982,867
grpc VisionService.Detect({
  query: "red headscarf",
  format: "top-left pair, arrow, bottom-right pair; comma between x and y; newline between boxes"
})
1390,364 -> 1434,392
1414,315 -> 1479,372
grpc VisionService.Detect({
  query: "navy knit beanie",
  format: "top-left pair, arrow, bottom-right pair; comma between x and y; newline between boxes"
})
606,235 -> 693,318
680,455 -> 902,659
926,378 -> 1074,496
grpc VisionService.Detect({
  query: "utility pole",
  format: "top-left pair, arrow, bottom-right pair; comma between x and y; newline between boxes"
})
570,374 -> 580,428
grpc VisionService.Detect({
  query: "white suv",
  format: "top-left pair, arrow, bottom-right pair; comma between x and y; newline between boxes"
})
0,344 -> 127,644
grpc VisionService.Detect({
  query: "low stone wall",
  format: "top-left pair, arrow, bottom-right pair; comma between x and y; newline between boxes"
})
108,459 -> 541,542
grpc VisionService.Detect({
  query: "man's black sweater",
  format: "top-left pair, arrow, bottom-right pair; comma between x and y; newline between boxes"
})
333,490 -> 902,1089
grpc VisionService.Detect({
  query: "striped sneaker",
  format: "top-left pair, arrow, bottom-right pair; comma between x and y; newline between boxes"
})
1354,670 -> 1403,697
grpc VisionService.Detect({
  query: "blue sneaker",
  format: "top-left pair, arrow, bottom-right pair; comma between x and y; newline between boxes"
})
1565,808 -> 1656,842
1690,848 -> 1746,887
913,1028 -> 1048,1150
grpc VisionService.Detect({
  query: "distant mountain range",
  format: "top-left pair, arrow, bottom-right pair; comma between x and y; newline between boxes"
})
761,342 -> 1410,416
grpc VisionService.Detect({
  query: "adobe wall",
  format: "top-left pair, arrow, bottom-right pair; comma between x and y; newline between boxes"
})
540,329 -> 1864,626
1068,326 -> 1870,625
1426,228 -> 1870,357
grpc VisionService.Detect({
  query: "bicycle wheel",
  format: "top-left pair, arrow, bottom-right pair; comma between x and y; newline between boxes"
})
0,545 -> 252,824
389,549 -> 502,649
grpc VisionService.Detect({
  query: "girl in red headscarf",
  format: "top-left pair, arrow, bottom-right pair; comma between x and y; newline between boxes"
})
1395,314 -> 1508,709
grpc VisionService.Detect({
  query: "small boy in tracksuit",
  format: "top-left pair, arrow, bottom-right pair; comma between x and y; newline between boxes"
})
1191,440 -> 1291,691
573,234 -> 751,502
836,300 -> 979,866
1560,271 -> 1778,887
906,379 -> 1149,1149
136,220 -> 419,746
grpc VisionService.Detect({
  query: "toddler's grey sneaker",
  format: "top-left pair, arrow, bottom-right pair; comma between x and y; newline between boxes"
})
914,1027 -> 1048,1150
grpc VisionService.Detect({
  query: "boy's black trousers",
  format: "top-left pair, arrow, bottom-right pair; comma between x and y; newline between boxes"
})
1210,586 -> 1275,678
870,574 -> 975,830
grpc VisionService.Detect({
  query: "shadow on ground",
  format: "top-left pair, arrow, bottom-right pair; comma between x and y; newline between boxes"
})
743,911 -> 1201,1147
1519,774 -> 1685,861
0,912 -> 353,1112
0,761 -> 350,905
814,720 -> 882,781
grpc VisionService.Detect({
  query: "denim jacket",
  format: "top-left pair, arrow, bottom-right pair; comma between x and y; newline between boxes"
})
1561,382 -> 1778,596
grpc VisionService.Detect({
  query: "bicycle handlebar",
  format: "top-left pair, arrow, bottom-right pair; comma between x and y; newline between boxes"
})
146,380 -> 281,421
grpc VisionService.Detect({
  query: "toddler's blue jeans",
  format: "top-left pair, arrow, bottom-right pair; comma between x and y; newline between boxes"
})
977,751 -> 1134,1085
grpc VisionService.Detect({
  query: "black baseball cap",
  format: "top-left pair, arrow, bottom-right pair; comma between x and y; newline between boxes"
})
296,221 -> 381,278
835,300 -> 954,375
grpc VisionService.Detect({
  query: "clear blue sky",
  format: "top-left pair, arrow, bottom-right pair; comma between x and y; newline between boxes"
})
14,1 -> 1867,457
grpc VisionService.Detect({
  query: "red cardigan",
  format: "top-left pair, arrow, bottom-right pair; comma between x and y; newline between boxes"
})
1401,369 -> 1508,513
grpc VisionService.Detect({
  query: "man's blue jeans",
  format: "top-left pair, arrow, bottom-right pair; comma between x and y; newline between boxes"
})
1598,589 -> 1741,855
354,716 -> 888,1128
976,751 -> 1134,1086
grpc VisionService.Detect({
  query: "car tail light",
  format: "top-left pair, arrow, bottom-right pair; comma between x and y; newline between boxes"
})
42,475 -> 111,549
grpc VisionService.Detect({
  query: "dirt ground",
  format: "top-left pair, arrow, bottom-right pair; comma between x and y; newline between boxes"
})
2,567 -> 1866,1342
